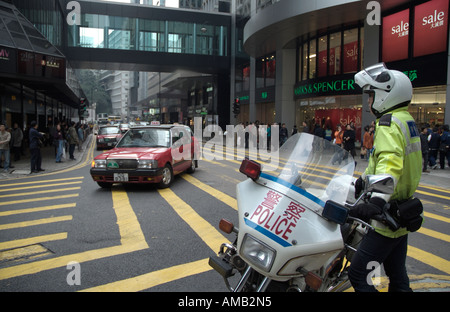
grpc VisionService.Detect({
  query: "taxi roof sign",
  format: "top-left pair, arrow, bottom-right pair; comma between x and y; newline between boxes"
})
150,121 -> 160,125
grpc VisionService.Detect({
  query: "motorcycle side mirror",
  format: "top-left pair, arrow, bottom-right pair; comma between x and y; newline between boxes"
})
322,200 -> 349,225
348,175 -> 395,208
365,175 -> 394,194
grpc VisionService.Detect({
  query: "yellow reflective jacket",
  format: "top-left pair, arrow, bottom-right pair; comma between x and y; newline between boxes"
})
364,106 -> 422,238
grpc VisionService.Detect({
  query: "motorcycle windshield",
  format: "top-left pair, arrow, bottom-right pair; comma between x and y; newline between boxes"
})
261,133 -> 355,207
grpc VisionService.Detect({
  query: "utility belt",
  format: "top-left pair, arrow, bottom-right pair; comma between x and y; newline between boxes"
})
371,197 -> 423,233
387,198 -> 423,232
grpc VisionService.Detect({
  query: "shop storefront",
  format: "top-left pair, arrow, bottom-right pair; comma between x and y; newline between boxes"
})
0,1 -> 84,131
294,24 -> 365,141
292,0 -> 449,141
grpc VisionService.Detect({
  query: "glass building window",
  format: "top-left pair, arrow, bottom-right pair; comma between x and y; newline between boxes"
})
317,35 -> 327,77
138,19 -> 165,52
256,54 -> 276,88
302,42 -> 308,81
297,26 -> 363,81
309,39 -> 316,79
329,31 -> 341,75
343,28 -> 359,74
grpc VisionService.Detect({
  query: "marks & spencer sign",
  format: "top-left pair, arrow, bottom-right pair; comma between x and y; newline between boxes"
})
294,74 -> 361,99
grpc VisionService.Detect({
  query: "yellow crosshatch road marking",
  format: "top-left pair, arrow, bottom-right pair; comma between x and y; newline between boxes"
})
157,188 -> 229,252
0,215 -> 73,231
81,258 -> 212,292
0,245 -> 50,262
0,188 -> 148,281
0,194 -> 79,206
0,233 -> 68,251
0,203 -> 76,217
0,187 -> 81,199
0,181 -> 83,193
181,174 -> 237,210
0,177 -> 84,188
81,189 -> 229,292
407,246 -> 450,275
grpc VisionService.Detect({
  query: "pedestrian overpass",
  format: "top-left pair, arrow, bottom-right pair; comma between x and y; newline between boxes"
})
60,0 -> 231,74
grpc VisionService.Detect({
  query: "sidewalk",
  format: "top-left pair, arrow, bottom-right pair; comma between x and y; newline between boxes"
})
1,135 -> 449,189
0,134 -> 93,180
354,154 -> 450,189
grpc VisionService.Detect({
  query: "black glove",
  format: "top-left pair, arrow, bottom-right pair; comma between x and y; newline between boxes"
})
354,176 -> 365,199
349,197 -> 386,223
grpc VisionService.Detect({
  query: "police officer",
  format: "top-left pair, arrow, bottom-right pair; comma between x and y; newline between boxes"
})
348,63 -> 422,292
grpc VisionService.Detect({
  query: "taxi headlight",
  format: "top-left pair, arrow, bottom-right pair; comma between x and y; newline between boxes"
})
138,159 -> 157,169
93,160 -> 106,168
98,138 -> 104,143
241,234 -> 276,272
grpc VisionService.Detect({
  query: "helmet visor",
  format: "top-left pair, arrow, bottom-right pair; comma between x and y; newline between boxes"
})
364,62 -> 388,80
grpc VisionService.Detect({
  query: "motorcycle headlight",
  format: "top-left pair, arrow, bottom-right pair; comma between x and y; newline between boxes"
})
241,234 -> 276,272
138,159 -> 157,169
93,160 -> 106,168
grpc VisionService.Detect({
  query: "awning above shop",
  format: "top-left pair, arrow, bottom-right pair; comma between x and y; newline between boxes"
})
0,1 -> 81,108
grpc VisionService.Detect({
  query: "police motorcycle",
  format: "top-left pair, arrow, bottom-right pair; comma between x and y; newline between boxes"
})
209,132 -> 400,292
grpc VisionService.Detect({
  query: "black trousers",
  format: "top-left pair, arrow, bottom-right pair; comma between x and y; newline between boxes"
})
30,147 -> 42,171
348,230 -> 411,292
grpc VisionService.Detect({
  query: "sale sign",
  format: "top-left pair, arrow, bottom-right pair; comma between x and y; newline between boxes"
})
414,0 -> 449,57
382,9 -> 410,62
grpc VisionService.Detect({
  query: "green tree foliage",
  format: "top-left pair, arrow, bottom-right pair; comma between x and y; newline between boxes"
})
77,69 -> 112,115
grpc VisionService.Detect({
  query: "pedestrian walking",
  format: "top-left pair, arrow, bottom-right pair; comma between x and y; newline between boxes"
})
420,126 -> 429,173
428,127 -> 440,169
67,121 -> 79,160
54,123 -> 65,163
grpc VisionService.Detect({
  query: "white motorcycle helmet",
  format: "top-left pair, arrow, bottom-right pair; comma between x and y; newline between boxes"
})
354,63 -> 412,118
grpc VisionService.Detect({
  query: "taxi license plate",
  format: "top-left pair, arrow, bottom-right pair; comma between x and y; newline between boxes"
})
114,173 -> 128,182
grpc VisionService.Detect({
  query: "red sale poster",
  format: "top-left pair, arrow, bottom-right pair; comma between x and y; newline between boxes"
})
414,0 -> 449,57
382,9 -> 410,62
314,108 -> 362,141
343,41 -> 358,73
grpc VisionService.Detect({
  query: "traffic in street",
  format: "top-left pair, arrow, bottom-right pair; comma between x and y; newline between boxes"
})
0,133 -> 449,292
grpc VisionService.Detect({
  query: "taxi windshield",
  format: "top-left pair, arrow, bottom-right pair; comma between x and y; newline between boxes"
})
99,127 -> 121,135
116,128 -> 170,148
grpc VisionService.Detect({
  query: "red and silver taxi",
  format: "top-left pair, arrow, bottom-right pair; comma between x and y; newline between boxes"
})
90,124 -> 199,188
96,126 -> 123,150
